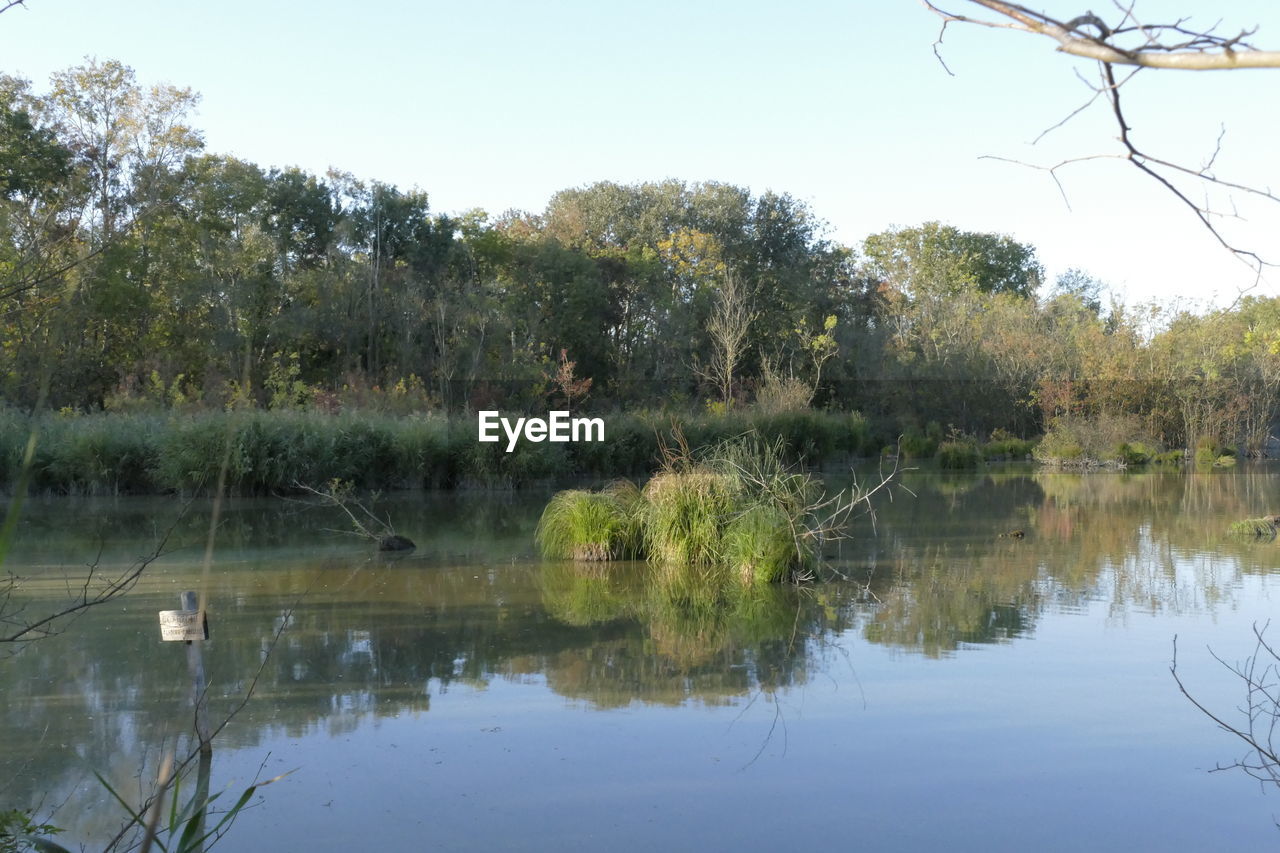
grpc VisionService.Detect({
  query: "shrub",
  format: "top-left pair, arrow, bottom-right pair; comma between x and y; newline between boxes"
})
544,435 -> 836,586
899,429 -> 938,460
640,435 -> 829,581
1034,414 -> 1153,466
36,414 -> 159,493
984,429 -> 1037,460
938,440 -> 984,470
642,468 -> 739,569
1115,442 -> 1154,466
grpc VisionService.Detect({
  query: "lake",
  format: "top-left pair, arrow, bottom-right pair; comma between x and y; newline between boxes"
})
2,465 -> 1279,851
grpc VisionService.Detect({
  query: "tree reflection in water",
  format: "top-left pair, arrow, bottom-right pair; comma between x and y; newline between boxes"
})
5,468 -> 1280,842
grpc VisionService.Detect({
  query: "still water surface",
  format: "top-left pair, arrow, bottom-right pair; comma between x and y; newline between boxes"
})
3,466 -> 1280,850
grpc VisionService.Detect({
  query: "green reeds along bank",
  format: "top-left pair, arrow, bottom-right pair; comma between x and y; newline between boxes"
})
535,480 -> 644,561
0,406 -> 875,495
1228,517 -> 1277,539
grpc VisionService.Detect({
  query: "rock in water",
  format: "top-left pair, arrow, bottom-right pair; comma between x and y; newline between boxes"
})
379,534 -> 416,552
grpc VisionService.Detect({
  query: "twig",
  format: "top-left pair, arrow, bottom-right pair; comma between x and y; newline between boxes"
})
1,503 -> 191,646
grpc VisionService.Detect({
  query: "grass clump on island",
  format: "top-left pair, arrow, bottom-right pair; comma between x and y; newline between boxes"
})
535,480 -> 644,561
1228,517 -> 1278,539
536,435 -> 872,586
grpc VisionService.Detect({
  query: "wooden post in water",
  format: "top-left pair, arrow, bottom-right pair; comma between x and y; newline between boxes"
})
190,747 -> 212,853
180,590 -> 213,757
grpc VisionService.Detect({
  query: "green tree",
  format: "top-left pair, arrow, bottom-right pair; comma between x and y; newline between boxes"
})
863,221 -> 1042,299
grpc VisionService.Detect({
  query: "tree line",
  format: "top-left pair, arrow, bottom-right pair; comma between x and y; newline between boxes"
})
4,59 -> 1280,453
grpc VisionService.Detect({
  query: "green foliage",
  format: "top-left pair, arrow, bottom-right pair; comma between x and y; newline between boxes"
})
11,56 -> 1280,461
28,414 -> 158,494
0,405 -> 887,496
938,439 -> 984,470
1194,436 -> 1238,468
1033,414 -> 1156,466
541,436 -> 831,587
0,809 -> 63,853
1115,442 -> 1155,466
535,482 -> 643,561
459,435 -> 569,488
722,504 -> 805,585
899,427 -> 939,460
642,468 -> 739,570
265,352 -> 312,410
863,221 -> 1043,298
983,433 -> 1037,460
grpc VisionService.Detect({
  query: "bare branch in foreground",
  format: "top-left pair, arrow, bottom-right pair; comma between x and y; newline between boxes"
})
922,1 -> 1280,70
1171,622 -> 1280,787
0,505 -> 189,648
922,1 -> 1280,290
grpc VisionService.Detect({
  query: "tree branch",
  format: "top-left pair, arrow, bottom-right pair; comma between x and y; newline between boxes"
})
1,506 -> 189,647
925,1 -> 1280,288
922,1 -> 1280,69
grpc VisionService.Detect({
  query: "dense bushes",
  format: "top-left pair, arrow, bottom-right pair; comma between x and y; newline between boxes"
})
1034,414 -> 1183,467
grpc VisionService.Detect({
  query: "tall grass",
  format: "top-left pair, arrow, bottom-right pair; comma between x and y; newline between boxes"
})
535,481 -> 644,561
938,439 -> 984,470
722,504 -> 805,585
538,435 -> 840,586
0,407 -> 877,495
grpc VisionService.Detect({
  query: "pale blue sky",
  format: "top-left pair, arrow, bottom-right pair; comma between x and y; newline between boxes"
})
3,0 -> 1278,305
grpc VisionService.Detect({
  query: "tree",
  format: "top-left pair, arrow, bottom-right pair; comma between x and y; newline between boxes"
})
863,221 -> 1042,299
701,272 -> 754,405
46,58 -> 202,242
0,75 -> 81,304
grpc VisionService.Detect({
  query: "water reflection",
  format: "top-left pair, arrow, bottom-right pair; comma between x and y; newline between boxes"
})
4,466 -> 1280,844
527,562 -> 854,707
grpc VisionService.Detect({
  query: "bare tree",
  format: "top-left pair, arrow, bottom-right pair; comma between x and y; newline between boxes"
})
922,1 -> 1280,283
701,272 -> 755,405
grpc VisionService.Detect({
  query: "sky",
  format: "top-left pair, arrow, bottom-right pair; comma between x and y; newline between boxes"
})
2,0 -> 1278,307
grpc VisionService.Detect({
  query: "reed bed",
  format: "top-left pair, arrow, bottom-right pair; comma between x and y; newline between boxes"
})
0,407 -> 875,495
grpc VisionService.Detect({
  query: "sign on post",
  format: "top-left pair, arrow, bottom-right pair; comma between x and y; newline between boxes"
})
158,607 -> 209,642
160,591 -> 213,756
